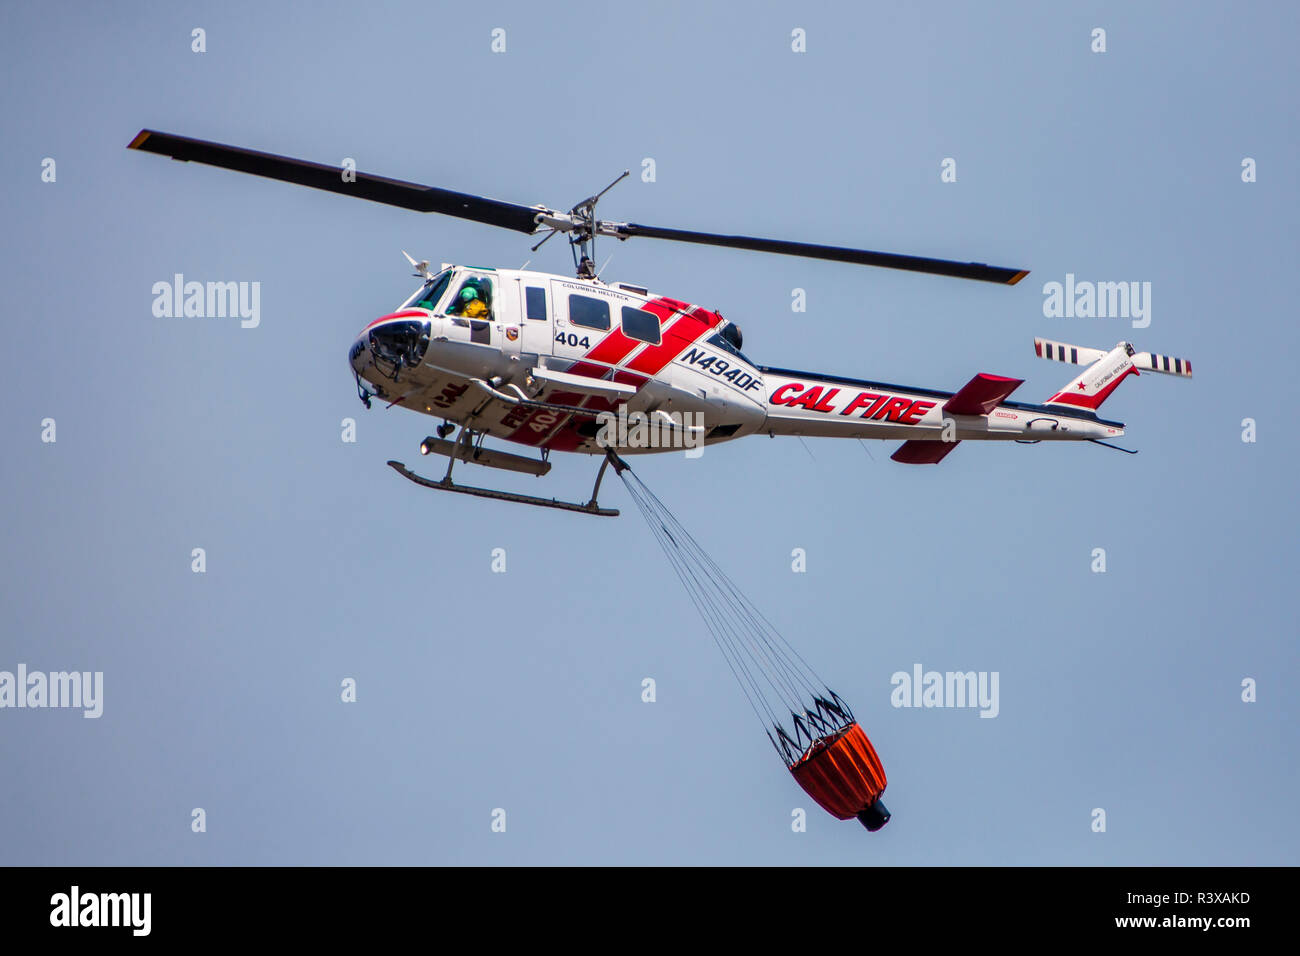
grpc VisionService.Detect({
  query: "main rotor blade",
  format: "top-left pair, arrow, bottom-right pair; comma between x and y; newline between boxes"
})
612,222 -> 1029,284
127,130 -> 544,234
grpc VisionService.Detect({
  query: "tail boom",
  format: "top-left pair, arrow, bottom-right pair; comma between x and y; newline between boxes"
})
759,337 -> 1188,465
759,366 -> 1124,445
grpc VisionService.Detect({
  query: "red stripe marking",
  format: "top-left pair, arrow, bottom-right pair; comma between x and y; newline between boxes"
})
1048,366 -> 1137,409
543,394 -> 620,453
362,309 -> 428,332
563,361 -> 607,379
625,312 -> 710,376
688,304 -> 722,325
500,294 -> 713,451
611,369 -> 648,388
583,327 -> 641,367
503,390 -> 584,446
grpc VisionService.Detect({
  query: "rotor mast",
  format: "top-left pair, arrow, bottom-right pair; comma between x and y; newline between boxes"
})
531,169 -> 630,278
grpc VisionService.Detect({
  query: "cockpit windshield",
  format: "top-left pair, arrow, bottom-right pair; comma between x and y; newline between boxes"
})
402,270 -> 452,311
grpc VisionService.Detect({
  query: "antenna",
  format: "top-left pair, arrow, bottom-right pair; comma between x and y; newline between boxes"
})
401,249 -> 434,280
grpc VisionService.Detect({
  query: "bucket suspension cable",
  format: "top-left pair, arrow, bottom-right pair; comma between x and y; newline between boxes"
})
619,468 -> 825,728
615,461 -> 891,831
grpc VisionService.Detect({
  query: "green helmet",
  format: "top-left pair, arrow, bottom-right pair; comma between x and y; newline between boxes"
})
459,287 -> 479,302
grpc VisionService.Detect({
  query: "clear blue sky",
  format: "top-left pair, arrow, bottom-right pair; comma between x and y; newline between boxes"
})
1,0 -> 1296,864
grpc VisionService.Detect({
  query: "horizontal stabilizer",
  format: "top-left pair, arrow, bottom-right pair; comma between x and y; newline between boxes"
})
1133,351 -> 1192,377
1034,338 -> 1107,366
943,373 -> 1023,417
891,439 -> 961,465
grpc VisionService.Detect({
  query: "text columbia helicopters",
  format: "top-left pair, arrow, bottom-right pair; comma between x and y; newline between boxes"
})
130,130 -> 1192,517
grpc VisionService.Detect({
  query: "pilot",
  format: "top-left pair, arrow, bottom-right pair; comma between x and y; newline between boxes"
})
450,285 -> 490,319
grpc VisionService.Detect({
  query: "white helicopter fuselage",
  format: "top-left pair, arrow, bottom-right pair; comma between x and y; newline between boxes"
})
123,131 -> 1187,474
349,265 -> 768,456
349,265 -> 1140,464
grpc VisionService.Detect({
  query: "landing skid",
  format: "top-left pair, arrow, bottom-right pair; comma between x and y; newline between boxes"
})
387,460 -> 620,517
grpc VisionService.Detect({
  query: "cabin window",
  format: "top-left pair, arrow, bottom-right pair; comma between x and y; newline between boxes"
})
525,286 -> 548,321
621,305 -> 661,345
568,294 -> 610,331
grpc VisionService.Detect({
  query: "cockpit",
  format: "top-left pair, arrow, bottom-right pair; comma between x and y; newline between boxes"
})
401,269 -> 495,321
445,274 -> 494,320
401,270 -> 453,311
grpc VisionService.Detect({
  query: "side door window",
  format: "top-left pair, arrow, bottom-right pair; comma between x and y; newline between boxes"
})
515,281 -> 551,358
524,286 -> 547,321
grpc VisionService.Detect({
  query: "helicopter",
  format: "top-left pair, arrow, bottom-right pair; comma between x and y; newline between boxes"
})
128,130 -> 1192,517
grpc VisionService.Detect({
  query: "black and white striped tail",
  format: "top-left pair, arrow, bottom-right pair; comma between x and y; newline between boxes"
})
1035,337 -> 1192,379
1033,337 -> 1106,366
1132,350 -> 1193,377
